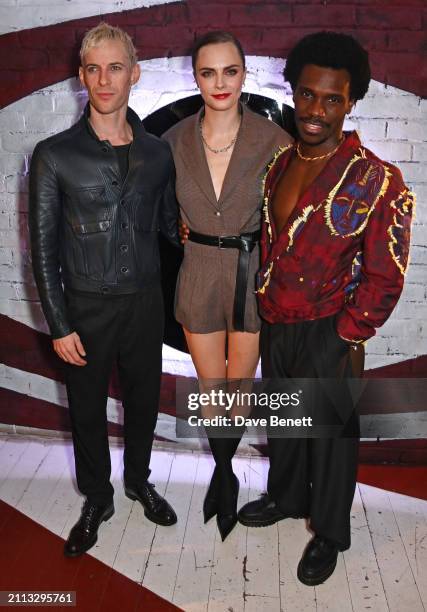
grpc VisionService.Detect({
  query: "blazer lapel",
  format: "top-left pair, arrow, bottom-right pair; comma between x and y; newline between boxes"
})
178,109 -> 218,208
218,105 -> 259,207
177,105 -> 259,209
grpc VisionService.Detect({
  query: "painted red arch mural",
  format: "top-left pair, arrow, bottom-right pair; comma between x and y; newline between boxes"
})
0,0 -> 426,110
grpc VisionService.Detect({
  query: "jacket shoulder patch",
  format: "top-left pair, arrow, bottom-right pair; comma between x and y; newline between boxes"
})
325,156 -> 388,238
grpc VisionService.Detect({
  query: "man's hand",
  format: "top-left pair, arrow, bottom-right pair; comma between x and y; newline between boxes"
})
178,217 -> 189,244
53,332 -> 87,366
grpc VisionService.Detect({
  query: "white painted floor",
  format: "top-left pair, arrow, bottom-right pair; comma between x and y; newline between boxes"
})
0,434 -> 426,612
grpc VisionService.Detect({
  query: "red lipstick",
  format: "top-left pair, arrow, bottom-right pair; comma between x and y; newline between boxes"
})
212,93 -> 231,100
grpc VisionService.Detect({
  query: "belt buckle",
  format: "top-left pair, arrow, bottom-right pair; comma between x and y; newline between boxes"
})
218,236 -> 226,249
240,237 -> 250,252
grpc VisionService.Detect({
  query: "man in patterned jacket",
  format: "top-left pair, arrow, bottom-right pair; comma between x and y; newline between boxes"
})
238,32 -> 414,585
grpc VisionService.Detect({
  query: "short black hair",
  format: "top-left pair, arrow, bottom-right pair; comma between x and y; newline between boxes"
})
284,31 -> 371,101
191,30 -> 246,72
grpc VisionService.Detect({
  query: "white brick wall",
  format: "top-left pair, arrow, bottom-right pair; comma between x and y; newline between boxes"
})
0,51 -> 426,381
345,83 -> 427,369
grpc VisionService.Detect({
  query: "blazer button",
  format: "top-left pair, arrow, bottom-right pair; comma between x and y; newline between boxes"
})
120,244 -> 128,253
121,222 -> 128,230
121,266 -> 129,274
112,180 -> 118,186
102,146 -> 108,153
100,286 -> 110,294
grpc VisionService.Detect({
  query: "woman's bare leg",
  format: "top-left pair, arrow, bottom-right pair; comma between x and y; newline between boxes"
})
183,328 -> 227,380
225,331 -> 260,425
183,328 -> 260,379
227,331 -> 260,378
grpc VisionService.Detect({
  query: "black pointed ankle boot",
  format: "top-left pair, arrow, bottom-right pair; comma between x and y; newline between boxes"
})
217,473 -> 239,541
203,468 -> 219,524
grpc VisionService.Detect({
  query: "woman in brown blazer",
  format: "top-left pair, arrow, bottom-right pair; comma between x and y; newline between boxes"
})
164,31 -> 292,540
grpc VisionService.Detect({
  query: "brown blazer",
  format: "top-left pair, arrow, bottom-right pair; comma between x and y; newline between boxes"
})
164,105 -> 292,333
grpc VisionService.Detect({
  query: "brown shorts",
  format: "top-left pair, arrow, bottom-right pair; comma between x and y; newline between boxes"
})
174,241 -> 261,333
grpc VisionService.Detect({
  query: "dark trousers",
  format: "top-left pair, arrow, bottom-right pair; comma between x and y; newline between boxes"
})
64,285 -> 164,505
261,314 -> 364,551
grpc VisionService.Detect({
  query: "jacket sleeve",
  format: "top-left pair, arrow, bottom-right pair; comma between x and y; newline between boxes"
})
159,152 -> 181,249
29,143 -> 72,339
336,166 -> 415,343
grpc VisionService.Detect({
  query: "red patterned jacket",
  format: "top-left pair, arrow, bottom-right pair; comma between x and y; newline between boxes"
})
257,131 -> 414,343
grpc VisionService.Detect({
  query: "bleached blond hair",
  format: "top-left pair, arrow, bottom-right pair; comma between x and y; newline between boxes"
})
80,22 -> 138,66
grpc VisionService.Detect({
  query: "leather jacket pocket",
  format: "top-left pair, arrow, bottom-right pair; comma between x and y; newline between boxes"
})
72,220 -> 111,234
64,186 -> 107,216
62,187 -> 112,279
67,216 -> 112,280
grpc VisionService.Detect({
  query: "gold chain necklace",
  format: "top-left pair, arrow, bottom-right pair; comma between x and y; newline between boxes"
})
200,117 -> 240,154
296,137 -> 344,162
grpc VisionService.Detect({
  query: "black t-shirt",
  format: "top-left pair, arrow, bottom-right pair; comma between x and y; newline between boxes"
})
113,143 -> 131,182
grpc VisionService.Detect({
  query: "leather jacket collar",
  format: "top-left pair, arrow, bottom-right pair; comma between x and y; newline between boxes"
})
82,103 -> 146,144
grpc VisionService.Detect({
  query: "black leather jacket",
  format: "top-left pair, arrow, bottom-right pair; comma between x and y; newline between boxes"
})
29,105 -> 179,339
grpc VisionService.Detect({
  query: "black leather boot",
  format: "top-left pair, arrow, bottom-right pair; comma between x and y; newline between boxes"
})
238,493 -> 289,527
216,473 -> 239,541
203,467 -> 219,524
125,481 -> 177,526
297,535 -> 339,586
64,501 -> 114,557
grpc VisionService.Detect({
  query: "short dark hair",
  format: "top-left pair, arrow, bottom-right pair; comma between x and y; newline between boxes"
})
191,30 -> 246,72
284,31 -> 371,101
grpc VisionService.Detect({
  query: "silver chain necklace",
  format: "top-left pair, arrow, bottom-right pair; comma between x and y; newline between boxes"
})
199,117 -> 240,154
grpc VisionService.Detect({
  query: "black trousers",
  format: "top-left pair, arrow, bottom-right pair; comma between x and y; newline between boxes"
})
64,285 -> 164,505
261,314 -> 364,551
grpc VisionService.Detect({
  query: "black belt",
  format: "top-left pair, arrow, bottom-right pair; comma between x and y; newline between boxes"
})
188,229 -> 260,331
